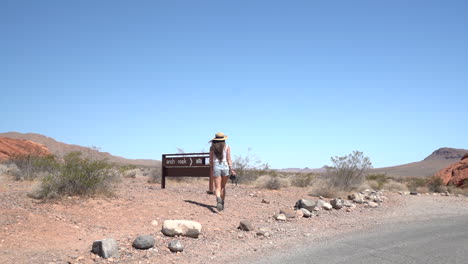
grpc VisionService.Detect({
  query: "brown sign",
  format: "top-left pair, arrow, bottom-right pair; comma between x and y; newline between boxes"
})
161,153 -> 213,193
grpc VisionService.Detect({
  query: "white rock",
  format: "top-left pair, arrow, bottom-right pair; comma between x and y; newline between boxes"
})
322,203 -> 333,210
300,208 -> 312,218
273,214 -> 287,221
162,220 -> 202,238
91,238 -> 119,259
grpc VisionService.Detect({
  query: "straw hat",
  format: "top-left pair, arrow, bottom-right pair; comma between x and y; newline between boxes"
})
211,132 -> 228,141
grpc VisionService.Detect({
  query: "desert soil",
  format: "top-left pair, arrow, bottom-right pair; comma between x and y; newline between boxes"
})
1,172 -> 467,264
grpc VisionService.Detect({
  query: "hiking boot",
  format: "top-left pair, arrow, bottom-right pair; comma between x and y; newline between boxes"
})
216,197 -> 223,211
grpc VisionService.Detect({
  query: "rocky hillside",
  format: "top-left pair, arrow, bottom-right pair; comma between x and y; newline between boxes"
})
0,132 -> 160,167
371,147 -> 468,178
0,137 -> 51,161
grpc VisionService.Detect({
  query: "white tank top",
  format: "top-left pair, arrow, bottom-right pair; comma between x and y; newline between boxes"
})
213,145 -> 229,165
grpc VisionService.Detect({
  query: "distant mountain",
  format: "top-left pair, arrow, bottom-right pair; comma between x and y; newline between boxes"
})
371,147 -> 468,178
281,148 -> 468,178
0,132 -> 160,167
279,167 -> 326,174
423,147 -> 468,161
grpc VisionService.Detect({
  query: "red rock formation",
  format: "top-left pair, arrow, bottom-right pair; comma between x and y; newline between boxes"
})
435,154 -> 468,187
0,137 -> 51,161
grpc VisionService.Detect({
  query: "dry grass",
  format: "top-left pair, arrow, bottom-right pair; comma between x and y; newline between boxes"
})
367,180 -> 380,190
123,169 -> 137,178
416,186 -> 430,193
254,175 -> 290,190
382,180 -> 409,192
308,178 -> 347,198
290,173 -> 316,187
447,186 -> 468,195
147,167 -> 162,183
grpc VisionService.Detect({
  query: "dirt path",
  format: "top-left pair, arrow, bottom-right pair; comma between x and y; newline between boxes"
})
0,174 -> 467,264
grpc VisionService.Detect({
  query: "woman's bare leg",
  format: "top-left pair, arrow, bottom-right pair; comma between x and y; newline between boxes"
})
214,177 -> 222,198
221,176 -> 229,201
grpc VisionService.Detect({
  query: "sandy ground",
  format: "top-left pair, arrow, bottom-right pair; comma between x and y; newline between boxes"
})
1,172 -> 467,264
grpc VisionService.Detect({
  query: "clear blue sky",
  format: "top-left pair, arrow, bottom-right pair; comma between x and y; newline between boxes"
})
1,0 -> 467,169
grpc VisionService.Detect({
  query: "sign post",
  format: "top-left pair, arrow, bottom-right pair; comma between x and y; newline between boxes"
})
161,153 -> 213,193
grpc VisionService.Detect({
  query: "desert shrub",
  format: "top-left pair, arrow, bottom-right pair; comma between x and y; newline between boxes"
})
308,178 -> 346,198
290,173 -> 316,187
232,150 -> 276,184
367,180 -> 380,190
325,151 -> 372,191
148,166 -> 162,183
406,177 -> 428,192
7,154 -> 58,181
255,175 -> 290,190
382,180 -> 409,192
366,174 -> 388,189
427,176 -> 445,193
33,152 -> 119,199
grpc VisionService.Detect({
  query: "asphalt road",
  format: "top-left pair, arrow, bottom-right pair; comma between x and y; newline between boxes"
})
248,214 -> 468,264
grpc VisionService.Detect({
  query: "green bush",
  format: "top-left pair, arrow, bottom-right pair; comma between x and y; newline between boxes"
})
33,152 -> 119,199
325,151 -> 372,191
427,176 -> 445,193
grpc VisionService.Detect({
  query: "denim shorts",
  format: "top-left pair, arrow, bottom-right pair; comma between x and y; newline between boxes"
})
213,163 -> 229,177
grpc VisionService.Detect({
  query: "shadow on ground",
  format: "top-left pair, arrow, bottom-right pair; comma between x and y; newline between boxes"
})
184,200 -> 217,213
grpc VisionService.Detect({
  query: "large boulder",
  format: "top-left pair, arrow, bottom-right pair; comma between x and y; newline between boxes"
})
91,238 -> 119,259
295,199 -> 316,211
435,155 -> 468,187
162,220 -> 202,238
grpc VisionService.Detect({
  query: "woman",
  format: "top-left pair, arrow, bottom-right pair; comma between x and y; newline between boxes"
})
210,132 -> 236,212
